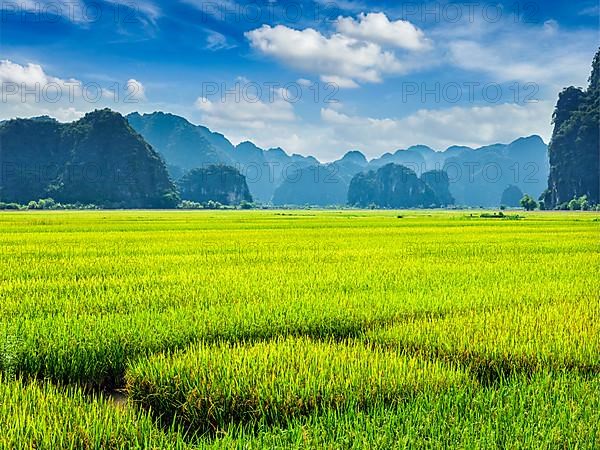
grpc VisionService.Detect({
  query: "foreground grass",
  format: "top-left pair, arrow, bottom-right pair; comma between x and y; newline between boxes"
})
0,377 -> 188,449
0,210 -> 598,448
209,373 -> 599,449
0,211 -> 597,387
367,298 -> 600,380
126,337 -> 472,432
1,373 -> 597,449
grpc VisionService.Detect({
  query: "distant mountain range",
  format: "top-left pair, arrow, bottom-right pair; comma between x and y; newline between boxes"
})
128,112 -> 549,207
3,48 -> 597,209
127,112 -> 317,203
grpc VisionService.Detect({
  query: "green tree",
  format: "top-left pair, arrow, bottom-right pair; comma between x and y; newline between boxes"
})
520,194 -> 538,211
568,195 -> 590,211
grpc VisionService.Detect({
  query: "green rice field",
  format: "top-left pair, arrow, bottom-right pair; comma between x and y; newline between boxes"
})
0,210 -> 598,448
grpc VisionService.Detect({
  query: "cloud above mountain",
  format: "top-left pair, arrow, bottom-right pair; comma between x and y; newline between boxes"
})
195,86 -> 296,130
335,12 -> 431,50
245,12 -> 429,87
0,60 -> 150,122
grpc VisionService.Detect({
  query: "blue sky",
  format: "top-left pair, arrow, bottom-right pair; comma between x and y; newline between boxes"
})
1,0 -> 598,160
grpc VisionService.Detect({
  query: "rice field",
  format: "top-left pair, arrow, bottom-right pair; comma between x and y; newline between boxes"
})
0,210 -> 598,448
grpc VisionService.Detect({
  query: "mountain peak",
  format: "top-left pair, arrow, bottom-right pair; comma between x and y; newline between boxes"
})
78,108 -> 131,129
0,108 -> 177,208
340,150 -> 367,165
510,135 -> 546,146
266,147 -> 288,157
29,115 -> 58,123
407,145 -> 435,154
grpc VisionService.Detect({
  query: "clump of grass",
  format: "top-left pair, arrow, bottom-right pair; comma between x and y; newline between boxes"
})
367,299 -> 600,382
125,337 -> 472,433
206,373 -> 600,449
0,376 -> 189,449
479,212 -> 522,219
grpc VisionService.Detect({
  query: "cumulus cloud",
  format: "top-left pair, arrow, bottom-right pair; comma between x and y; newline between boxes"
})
125,78 -> 146,101
0,59 -> 83,102
195,86 -> 296,130
245,24 -> 405,87
441,16 -> 597,90
191,98 -> 553,162
0,61 -> 92,121
244,12 -> 432,88
0,60 -> 156,121
335,12 -> 430,50
320,102 -> 554,156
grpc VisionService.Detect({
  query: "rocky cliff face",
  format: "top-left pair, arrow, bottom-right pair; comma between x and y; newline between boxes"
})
348,164 -> 438,208
501,185 -> 524,207
421,170 -> 455,206
543,49 -> 599,208
178,165 -> 252,205
127,112 -> 235,171
0,109 -> 178,208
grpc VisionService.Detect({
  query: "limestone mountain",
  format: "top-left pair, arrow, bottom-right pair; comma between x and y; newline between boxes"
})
127,111 -> 549,207
444,135 -> 549,207
543,48 -> 599,208
178,165 -> 252,205
364,137 -> 548,207
127,112 -> 317,203
0,109 -> 178,208
421,170 -> 455,206
501,185 -> 524,207
127,112 -> 235,171
348,164 -> 438,208
272,151 -> 369,206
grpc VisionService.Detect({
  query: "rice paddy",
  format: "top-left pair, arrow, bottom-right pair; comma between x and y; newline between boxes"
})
0,210 -> 598,448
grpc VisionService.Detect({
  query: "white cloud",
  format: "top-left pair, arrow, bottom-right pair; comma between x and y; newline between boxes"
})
105,0 -> 161,24
0,60 -> 157,122
245,24 -> 405,87
125,78 -> 146,101
297,78 -> 312,87
579,5 -> 600,16
1,60 -> 68,86
319,102 -> 554,157
321,75 -> 359,89
335,12 -> 430,50
442,18 -> 597,90
0,60 -> 84,103
448,40 -> 595,92
0,60 -> 89,121
195,86 -> 296,130
205,30 -> 236,51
